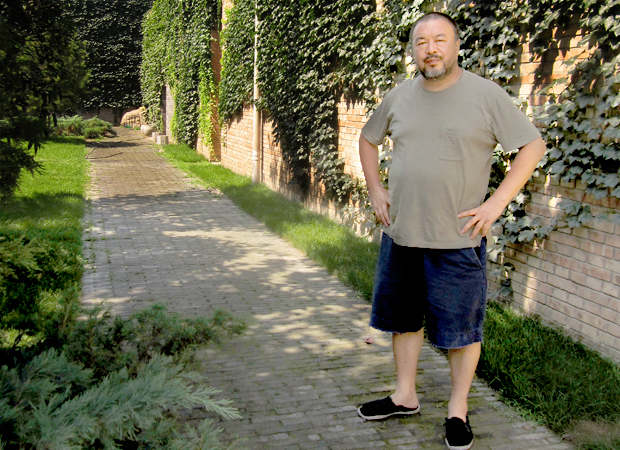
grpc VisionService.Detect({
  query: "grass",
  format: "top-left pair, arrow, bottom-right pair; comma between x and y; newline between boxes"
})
0,136 -> 88,243
0,136 -> 88,347
162,142 -> 620,450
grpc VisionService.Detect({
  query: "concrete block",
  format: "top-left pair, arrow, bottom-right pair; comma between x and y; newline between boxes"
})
151,131 -> 161,141
156,134 -> 168,145
141,124 -> 155,135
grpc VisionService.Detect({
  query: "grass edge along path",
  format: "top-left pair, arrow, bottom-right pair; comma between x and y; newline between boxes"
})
162,142 -> 620,450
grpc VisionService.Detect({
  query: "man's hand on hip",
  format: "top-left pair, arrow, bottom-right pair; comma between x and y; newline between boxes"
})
369,185 -> 391,227
458,196 -> 504,240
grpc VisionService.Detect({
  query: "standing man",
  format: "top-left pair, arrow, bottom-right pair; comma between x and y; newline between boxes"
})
357,12 -> 546,450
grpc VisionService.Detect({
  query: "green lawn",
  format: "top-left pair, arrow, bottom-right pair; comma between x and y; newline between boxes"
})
162,142 -> 620,450
0,136 -> 88,348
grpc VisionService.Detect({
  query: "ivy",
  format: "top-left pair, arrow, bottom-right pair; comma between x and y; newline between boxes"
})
537,0 -> 620,200
69,0 -> 153,110
141,0 -> 219,147
219,0 -> 255,123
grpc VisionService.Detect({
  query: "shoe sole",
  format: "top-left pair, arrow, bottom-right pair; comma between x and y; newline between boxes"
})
444,438 -> 473,450
357,405 -> 420,421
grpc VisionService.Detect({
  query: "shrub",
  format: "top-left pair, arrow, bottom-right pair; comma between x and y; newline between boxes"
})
0,350 -> 241,449
63,304 -> 247,378
0,234 -> 83,346
54,116 -> 115,139
0,304 -> 247,449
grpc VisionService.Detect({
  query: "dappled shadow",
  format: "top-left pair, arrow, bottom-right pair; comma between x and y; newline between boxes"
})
83,187 -> 549,449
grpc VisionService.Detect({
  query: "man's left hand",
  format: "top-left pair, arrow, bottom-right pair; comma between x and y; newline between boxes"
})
458,197 -> 505,240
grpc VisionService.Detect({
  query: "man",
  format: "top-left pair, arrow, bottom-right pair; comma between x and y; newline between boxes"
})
357,12 -> 546,450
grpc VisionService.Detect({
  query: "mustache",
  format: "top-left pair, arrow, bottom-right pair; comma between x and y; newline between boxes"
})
423,55 -> 443,63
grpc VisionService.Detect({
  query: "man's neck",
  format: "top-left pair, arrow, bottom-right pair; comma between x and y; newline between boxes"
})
420,67 -> 464,92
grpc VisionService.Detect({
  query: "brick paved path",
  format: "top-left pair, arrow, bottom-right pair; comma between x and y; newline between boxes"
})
82,128 -> 573,450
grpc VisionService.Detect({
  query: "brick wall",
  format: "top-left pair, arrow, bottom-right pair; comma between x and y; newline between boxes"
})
221,98 -> 368,219
490,176 -> 620,363
510,18 -> 589,108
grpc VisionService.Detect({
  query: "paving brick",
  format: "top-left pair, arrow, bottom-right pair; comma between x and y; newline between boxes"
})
82,128 -> 576,450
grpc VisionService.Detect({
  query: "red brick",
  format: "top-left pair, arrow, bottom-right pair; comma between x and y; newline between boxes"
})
607,234 -> 620,248
588,229 -> 607,243
549,232 -> 580,248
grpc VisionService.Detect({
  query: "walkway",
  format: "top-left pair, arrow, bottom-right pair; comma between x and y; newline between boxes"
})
82,127 -> 573,450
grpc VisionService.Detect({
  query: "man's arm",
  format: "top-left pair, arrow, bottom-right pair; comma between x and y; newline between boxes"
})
458,136 -> 547,239
360,134 -> 391,227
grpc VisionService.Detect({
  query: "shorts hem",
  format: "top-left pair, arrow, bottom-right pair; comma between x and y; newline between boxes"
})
428,332 -> 484,349
370,317 -> 423,334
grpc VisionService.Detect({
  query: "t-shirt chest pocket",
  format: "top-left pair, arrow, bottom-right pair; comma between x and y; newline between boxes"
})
440,127 -> 467,161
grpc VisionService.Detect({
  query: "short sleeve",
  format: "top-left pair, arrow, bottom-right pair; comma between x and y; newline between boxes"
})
361,94 -> 393,146
489,87 -> 541,151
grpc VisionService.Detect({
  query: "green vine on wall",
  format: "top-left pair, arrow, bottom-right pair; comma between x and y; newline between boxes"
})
70,0 -> 152,111
219,0 -> 255,123
141,0 -> 219,147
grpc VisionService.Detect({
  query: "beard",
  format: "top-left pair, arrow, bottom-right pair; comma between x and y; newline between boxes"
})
419,55 -> 457,81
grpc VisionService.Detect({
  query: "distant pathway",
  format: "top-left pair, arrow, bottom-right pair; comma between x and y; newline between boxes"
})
82,127 -> 573,450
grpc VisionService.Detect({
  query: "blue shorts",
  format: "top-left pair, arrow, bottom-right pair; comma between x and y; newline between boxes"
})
370,234 -> 487,349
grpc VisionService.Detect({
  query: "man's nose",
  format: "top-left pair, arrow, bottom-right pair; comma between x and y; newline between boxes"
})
426,41 -> 437,54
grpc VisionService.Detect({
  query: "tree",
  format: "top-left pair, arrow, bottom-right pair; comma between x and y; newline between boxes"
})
70,0 -> 153,112
0,0 -> 88,201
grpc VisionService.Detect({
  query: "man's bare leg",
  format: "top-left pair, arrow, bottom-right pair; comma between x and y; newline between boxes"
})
390,329 -> 424,408
447,341 -> 481,420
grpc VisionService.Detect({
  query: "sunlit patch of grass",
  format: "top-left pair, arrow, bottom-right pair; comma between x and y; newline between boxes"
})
481,302 -> 620,434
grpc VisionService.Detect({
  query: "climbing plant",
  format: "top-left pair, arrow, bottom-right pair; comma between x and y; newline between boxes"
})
251,0 -> 375,200
141,0 -> 219,147
219,0 -> 255,123
214,0 -> 619,274
69,0 -> 153,112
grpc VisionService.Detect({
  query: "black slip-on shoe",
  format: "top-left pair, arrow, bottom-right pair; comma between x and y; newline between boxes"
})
444,416 -> 473,450
357,396 -> 420,420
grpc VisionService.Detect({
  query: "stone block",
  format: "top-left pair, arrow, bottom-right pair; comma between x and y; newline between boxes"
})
151,131 -> 161,141
156,134 -> 168,145
141,124 -> 155,136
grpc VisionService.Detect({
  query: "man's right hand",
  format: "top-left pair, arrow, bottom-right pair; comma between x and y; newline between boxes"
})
369,185 -> 391,227
359,134 -> 391,227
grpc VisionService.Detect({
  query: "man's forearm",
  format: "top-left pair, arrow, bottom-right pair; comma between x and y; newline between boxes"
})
490,137 -> 547,209
359,134 -> 382,191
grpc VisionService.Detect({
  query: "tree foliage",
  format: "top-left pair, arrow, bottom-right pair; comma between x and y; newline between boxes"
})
69,0 -> 153,110
0,0 -> 88,201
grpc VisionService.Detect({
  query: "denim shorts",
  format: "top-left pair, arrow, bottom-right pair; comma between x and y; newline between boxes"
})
370,233 -> 487,349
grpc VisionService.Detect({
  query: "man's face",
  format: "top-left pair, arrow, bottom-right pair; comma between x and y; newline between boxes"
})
412,17 -> 460,82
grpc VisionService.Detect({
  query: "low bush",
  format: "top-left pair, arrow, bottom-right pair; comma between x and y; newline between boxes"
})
0,304 -> 246,449
0,234 -> 83,341
54,115 -> 115,139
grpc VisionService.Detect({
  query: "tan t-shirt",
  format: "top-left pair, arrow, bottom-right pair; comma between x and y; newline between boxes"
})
362,70 -> 541,249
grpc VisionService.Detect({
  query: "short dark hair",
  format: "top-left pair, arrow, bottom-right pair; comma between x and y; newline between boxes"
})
410,12 -> 461,42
